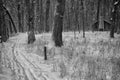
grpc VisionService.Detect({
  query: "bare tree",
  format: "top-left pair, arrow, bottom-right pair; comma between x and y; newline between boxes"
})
81,0 -> 85,38
96,0 -> 101,31
26,0 -> 36,44
17,0 -> 24,32
52,0 -> 65,47
3,6 -> 17,34
45,0 -> 50,32
0,0 -> 5,73
0,0 -> 8,42
39,0 -> 44,33
17,1 -> 22,32
110,0 -> 120,38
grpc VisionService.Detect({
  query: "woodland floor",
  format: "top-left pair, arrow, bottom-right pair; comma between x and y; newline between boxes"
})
0,31 -> 120,80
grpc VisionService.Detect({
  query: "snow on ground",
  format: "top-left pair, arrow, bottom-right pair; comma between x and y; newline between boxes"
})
0,31 -> 120,80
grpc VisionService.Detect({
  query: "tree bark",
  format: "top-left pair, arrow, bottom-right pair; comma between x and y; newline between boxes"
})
75,0 -> 79,33
17,0 -> 24,32
96,0 -> 100,31
0,1 -> 8,42
52,0 -> 65,47
26,0 -> 36,44
18,2 -> 22,32
66,2 -> 71,32
110,0 -> 120,38
81,0 -> 85,38
45,0 -> 50,32
3,6 -> 17,33
38,0 -> 44,33
0,0 -> 5,73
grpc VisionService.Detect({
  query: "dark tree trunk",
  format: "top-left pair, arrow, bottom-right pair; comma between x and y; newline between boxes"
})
3,6 -> 17,33
0,1 -> 8,42
110,0 -> 120,38
71,0 -> 75,31
18,3 -> 22,32
26,0 -> 36,44
75,0 -> 79,33
81,0 -> 85,38
45,0 -> 50,32
21,0 -> 25,32
0,0 -> 5,73
98,0 -> 104,31
39,0 -> 44,33
9,20 -> 13,34
52,0 -> 65,47
110,23 -> 115,38
67,3 -> 71,32
17,1 -> 24,32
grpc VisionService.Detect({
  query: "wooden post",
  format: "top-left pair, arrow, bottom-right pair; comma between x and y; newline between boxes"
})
44,46 -> 47,60
0,36 -> 1,43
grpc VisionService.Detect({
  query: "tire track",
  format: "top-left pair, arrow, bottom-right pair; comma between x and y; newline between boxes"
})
11,34 -> 53,80
2,33 -> 62,80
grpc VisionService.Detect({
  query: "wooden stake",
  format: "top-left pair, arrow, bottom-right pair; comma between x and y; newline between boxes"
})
44,46 -> 47,60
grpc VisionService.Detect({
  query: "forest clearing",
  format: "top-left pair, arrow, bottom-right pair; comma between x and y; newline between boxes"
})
0,32 -> 120,80
0,0 -> 120,80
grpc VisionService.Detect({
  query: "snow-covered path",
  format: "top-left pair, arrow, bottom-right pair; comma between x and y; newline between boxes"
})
1,32 -> 120,80
0,33 -> 63,80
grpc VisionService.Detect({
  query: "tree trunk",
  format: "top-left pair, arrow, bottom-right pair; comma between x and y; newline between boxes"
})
3,6 -> 17,33
0,1 -> 8,42
39,0 -> 43,33
110,1 -> 119,38
0,0 -> 5,73
81,0 -> 85,38
52,0 -> 65,47
75,0 -> 79,33
21,0 -> 24,32
26,0 -> 36,44
99,0 -> 104,31
45,0 -> 50,32
96,0 -> 100,31
18,2 -> 22,32
67,3 -> 71,32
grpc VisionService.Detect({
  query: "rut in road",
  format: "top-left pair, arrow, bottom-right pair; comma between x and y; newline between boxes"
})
1,33 -> 63,80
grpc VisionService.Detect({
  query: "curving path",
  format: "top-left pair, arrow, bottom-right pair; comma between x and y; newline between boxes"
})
0,33 -> 63,80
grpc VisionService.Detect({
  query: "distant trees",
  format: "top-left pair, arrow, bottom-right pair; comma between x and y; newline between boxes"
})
4,0 -> 117,33
2,0 -> 120,40
0,0 -> 18,43
4,6 -> 17,34
52,0 -> 65,47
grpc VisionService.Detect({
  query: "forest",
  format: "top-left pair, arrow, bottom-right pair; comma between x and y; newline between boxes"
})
0,0 -> 120,80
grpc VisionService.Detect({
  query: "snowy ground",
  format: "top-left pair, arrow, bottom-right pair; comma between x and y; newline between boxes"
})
0,31 -> 120,80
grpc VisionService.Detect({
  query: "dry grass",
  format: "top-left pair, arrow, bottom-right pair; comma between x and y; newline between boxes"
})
2,31 -> 120,80
32,32 -> 120,80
